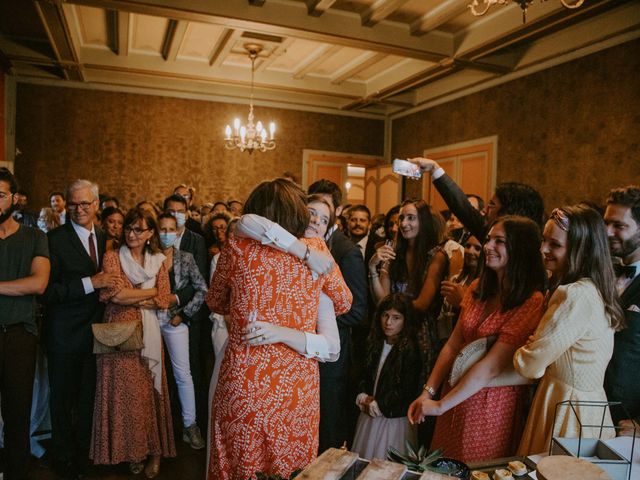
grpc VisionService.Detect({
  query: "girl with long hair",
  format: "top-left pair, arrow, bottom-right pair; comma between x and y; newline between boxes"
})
407,216 -> 546,462
351,293 -> 422,460
369,199 -> 448,368
514,204 -> 624,454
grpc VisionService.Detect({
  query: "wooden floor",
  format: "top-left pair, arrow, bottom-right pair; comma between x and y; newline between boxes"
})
29,440 -> 206,480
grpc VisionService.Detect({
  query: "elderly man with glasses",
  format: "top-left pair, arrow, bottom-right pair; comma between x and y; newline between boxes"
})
43,179 -> 121,480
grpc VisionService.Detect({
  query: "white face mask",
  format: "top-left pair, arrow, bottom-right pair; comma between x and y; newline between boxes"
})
172,211 -> 186,229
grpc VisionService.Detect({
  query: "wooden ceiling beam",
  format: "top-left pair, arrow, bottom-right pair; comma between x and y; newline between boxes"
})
410,0 -> 469,35
65,0 -> 453,61
293,44 -> 342,79
208,28 -> 237,67
117,10 -> 130,56
162,19 -> 188,61
331,52 -> 387,84
361,0 -> 412,27
305,0 -> 339,17
454,0 -> 619,60
34,0 -> 83,81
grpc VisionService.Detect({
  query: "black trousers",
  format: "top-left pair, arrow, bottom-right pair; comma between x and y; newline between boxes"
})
0,324 -> 37,480
48,351 -> 96,469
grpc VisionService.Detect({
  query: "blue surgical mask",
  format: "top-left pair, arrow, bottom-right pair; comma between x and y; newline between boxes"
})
172,211 -> 186,229
159,232 -> 178,249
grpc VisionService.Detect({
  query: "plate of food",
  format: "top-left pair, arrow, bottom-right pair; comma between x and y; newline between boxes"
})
468,457 -> 537,480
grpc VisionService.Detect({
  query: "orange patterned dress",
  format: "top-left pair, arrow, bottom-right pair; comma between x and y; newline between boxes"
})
430,282 -> 544,463
206,236 -> 352,480
90,250 -> 176,465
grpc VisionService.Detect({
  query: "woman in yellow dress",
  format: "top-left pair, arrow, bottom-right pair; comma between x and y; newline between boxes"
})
514,204 -> 624,455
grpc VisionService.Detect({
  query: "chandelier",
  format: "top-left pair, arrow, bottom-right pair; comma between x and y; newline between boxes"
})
224,44 -> 276,154
468,0 -> 584,22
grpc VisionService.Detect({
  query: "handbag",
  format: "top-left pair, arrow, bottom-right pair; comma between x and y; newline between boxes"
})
92,321 -> 143,354
448,336 -> 534,388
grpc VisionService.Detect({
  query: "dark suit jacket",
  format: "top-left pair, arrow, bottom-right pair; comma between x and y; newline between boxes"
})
433,173 -> 487,241
179,228 -> 208,282
321,228 -> 367,378
186,216 -> 204,237
358,338 -> 422,418
43,222 -> 106,354
605,275 -> 640,421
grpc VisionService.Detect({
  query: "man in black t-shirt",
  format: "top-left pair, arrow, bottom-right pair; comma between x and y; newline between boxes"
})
0,168 -> 50,480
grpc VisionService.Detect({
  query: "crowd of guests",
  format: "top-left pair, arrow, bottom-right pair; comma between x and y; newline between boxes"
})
1,162 -> 640,480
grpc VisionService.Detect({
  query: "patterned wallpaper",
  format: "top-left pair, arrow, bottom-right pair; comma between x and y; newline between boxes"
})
14,86 -> 384,209
395,38 -> 640,210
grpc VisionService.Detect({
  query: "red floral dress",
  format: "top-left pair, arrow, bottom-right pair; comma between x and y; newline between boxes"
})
90,250 -> 176,465
206,236 -> 352,480
431,281 -> 544,462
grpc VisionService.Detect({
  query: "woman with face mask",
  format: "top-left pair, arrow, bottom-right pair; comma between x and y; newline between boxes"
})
156,213 -> 208,451
37,207 -> 60,233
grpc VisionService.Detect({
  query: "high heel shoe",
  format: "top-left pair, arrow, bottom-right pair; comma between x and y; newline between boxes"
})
129,461 -> 144,475
144,457 -> 160,479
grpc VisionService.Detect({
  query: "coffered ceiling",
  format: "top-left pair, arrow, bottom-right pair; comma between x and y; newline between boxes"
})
1,0 -> 639,118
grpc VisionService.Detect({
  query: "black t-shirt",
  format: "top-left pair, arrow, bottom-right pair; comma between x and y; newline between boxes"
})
0,224 -> 49,332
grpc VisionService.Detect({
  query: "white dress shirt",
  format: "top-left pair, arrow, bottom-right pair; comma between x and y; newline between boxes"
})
71,220 -> 98,294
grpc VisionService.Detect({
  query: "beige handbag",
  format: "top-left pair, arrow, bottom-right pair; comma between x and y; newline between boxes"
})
448,336 -> 534,388
92,321 -> 143,354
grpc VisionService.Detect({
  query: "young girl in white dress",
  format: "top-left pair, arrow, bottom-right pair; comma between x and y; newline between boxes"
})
352,293 -> 422,459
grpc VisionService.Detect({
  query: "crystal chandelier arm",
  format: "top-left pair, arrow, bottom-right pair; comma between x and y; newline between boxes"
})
468,0 -> 497,16
560,0 -> 584,8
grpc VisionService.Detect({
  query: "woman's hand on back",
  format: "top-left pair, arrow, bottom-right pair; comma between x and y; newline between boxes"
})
305,249 -> 334,276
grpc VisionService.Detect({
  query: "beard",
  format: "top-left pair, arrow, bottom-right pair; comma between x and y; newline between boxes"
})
0,203 -> 16,225
610,231 -> 640,259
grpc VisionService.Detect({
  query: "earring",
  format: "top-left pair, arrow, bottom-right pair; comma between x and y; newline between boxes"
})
146,239 -> 150,245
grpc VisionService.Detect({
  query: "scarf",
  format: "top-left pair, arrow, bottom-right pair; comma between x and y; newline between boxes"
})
119,245 -> 166,393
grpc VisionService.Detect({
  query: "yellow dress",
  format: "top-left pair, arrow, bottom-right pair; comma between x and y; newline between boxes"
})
514,279 -> 615,455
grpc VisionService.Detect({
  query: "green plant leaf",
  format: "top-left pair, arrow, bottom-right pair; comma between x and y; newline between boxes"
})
405,440 -> 418,461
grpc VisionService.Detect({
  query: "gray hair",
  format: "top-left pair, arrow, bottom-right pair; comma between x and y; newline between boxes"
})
66,179 -> 99,201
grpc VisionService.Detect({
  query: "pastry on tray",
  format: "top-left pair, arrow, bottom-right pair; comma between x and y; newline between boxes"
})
508,460 -> 528,476
471,471 -> 490,480
493,468 -> 514,480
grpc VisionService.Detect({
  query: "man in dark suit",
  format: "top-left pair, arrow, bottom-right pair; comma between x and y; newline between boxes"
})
308,180 -> 367,452
163,194 -> 209,432
44,180 -> 120,479
604,185 -> 640,424
410,157 -> 545,239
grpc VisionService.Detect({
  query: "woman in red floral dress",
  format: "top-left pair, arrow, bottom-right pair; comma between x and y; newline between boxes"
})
206,178 -> 352,480
408,216 -> 546,462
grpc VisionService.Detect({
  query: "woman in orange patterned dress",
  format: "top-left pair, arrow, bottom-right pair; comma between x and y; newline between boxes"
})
408,216 -> 546,462
206,179 -> 352,480
90,207 -> 176,478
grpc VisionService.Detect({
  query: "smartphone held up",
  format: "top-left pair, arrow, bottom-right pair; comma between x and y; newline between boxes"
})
392,159 -> 422,180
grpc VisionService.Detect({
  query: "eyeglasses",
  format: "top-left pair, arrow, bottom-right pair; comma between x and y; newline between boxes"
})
550,208 -> 570,231
0,192 -> 12,201
67,201 -> 95,211
124,226 -> 151,236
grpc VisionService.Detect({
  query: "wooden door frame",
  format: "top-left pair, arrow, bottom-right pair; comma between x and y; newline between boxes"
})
422,135 -> 498,205
302,149 -> 382,191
